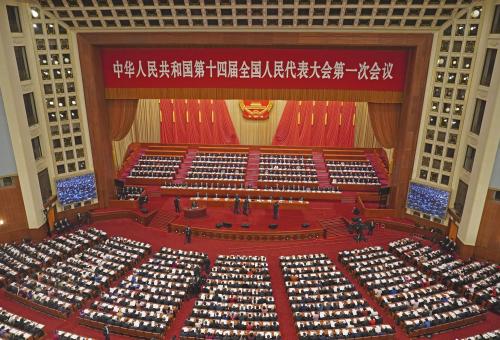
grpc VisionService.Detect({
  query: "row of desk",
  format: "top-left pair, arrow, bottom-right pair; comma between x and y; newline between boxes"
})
189,197 -> 309,209
161,187 -> 342,201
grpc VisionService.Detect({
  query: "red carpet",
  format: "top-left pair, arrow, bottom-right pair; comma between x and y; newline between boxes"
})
1,216 -> 499,340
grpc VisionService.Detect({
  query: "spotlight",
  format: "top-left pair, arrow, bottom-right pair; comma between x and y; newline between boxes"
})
31,8 -> 39,18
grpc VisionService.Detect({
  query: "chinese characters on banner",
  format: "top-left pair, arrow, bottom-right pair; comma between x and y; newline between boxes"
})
101,48 -> 408,91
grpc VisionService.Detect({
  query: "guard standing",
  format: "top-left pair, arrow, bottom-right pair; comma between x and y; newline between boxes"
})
174,196 -> 181,213
234,195 -> 241,214
273,201 -> 280,220
185,226 -> 192,244
242,197 -> 250,216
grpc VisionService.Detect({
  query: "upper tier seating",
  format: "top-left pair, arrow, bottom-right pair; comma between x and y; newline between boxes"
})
7,232 -> 150,318
128,155 -> 183,180
80,247 -> 208,338
258,154 -> 318,185
339,243 -> 486,337
326,160 -> 380,186
280,253 -> 394,339
181,255 -> 281,339
187,152 -> 248,182
117,186 -> 144,200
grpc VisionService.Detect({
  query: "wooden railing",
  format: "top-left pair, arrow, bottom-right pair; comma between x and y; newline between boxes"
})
90,208 -> 158,225
168,223 -> 322,242
357,196 -> 397,219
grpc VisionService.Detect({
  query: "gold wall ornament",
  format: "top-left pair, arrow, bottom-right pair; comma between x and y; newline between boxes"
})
239,100 -> 273,120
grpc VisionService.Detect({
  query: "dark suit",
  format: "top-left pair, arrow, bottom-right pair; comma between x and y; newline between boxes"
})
174,196 -> 181,213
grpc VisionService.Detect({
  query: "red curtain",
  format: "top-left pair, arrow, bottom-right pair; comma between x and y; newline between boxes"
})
107,99 -> 138,141
367,102 -> 400,148
160,99 -> 239,144
272,100 -> 355,147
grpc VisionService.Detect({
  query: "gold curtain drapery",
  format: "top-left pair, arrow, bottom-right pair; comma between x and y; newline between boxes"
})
354,102 -> 381,148
112,99 -> 161,169
108,99 -> 138,141
367,102 -> 401,148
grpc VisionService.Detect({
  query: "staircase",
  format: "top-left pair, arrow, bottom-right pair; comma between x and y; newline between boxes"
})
245,150 -> 261,188
173,148 -> 198,184
319,217 -> 349,238
117,148 -> 143,179
148,201 -> 179,228
340,192 -> 357,204
312,151 -> 331,188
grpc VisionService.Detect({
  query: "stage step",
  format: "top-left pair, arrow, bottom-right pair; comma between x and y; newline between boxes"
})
312,151 -> 331,188
319,217 -> 349,238
173,148 -> 198,184
148,207 -> 178,228
245,150 -> 261,187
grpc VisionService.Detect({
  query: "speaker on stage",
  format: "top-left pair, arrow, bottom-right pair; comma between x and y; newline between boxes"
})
301,223 -> 310,228
222,222 -> 232,228
268,224 -> 278,229
241,223 -> 250,228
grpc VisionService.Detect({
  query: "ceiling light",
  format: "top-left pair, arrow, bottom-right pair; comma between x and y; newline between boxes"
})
471,9 -> 480,18
31,8 -> 39,18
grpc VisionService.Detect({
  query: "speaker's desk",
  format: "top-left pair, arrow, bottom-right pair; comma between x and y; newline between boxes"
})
190,197 -> 309,209
183,206 -> 207,218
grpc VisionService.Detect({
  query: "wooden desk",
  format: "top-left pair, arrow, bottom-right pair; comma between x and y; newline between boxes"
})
185,178 -> 244,186
183,207 -> 207,218
161,187 -> 345,201
6,291 -> 71,319
190,197 -> 309,209
257,181 -> 319,188
125,177 -> 173,186
79,317 -> 165,340
407,313 -> 486,337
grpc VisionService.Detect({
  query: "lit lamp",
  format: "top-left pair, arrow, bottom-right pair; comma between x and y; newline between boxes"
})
0,219 -> 4,226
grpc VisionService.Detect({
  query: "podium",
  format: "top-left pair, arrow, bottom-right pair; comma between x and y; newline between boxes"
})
183,207 -> 207,218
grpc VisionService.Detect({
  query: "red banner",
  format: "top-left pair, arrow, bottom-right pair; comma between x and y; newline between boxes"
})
102,48 -> 408,91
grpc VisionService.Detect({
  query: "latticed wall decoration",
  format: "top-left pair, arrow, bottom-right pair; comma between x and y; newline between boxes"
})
29,6 -> 95,209
413,4 -> 483,221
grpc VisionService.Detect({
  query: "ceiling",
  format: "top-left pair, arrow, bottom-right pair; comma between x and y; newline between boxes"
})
36,0 -> 478,31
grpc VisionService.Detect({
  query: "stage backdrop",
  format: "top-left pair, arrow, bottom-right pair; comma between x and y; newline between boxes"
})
226,100 -> 285,145
111,99 -> 385,169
